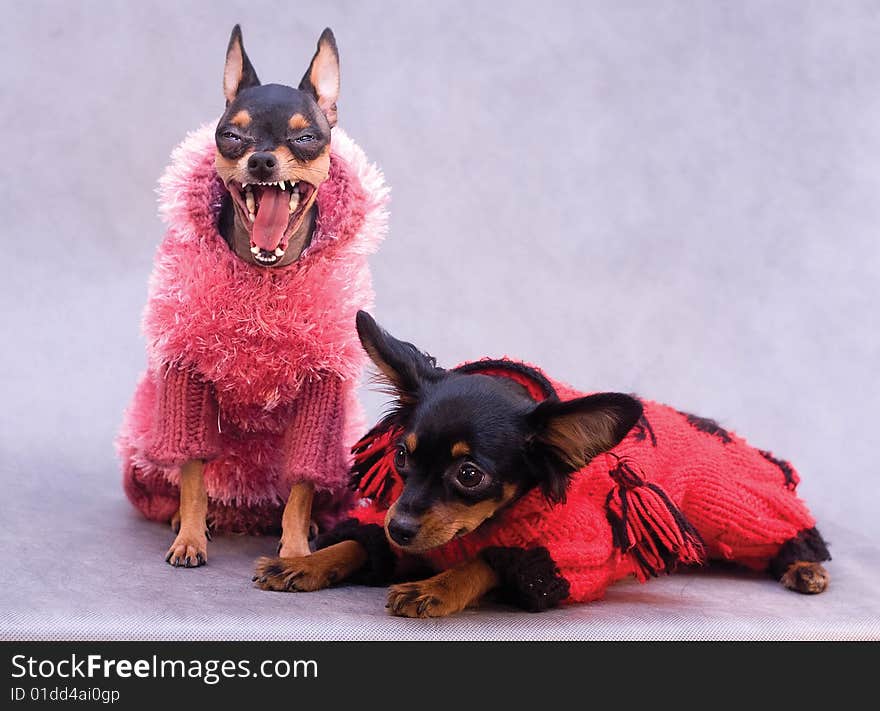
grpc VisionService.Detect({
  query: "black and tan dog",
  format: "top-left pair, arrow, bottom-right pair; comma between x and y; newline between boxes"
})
163,25 -> 342,566
253,312 -> 830,617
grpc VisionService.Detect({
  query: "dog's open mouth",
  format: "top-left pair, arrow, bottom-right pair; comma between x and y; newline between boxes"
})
226,180 -> 316,265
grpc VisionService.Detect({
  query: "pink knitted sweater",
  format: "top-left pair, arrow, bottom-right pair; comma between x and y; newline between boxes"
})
118,123 -> 388,533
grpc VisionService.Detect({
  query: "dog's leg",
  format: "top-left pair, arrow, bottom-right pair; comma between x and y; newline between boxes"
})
253,541 -> 367,592
165,460 -> 209,568
780,561 -> 830,594
170,508 -> 212,540
278,481 -> 314,558
386,558 -> 499,618
769,527 -> 831,594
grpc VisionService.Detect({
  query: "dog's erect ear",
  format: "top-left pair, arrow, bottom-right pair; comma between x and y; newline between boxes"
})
527,393 -> 643,502
224,25 -> 260,105
299,28 -> 340,127
355,311 -> 442,404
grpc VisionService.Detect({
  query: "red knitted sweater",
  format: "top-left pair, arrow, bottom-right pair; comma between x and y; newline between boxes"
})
348,360 -> 819,604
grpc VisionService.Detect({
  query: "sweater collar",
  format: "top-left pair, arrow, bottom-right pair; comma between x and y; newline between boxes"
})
453,358 -> 557,402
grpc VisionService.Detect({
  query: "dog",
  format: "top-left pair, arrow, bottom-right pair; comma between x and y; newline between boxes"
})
120,26 -> 387,570
253,311 -> 830,617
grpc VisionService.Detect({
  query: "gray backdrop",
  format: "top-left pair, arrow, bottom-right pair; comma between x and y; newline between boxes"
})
1,0 -> 878,640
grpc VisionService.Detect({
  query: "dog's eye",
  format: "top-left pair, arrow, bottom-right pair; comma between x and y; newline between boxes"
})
394,446 -> 407,470
294,134 -> 315,144
221,131 -> 241,141
455,464 -> 484,489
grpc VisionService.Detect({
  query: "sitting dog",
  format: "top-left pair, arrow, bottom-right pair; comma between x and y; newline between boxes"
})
253,311 -> 830,617
119,27 -> 388,568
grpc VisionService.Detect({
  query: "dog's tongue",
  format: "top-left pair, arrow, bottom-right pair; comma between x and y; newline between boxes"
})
252,189 -> 289,251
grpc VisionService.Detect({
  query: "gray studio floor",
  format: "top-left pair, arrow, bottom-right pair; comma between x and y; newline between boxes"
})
2,455 -> 877,641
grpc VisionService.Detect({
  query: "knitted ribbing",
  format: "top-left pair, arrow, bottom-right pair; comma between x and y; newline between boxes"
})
145,365 -> 219,466
283,375 -> 345,490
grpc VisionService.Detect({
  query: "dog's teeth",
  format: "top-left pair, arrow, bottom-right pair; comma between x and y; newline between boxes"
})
250,245 -> 259,254
278,180 -> 286,190
289,191 -> 300,213
274,247 -> 284,257
245,190 -> 255,213
242,182 -> 248,188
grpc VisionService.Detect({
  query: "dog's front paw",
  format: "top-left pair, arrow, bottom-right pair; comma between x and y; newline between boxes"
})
252,555 -> 338,592
386,579 -> 463,618
165,531 -> 207,568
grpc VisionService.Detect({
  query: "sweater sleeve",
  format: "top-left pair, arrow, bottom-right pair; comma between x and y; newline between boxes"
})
481,546 -> 571,611
145,364 -> 220,466
282,374 -> 347,489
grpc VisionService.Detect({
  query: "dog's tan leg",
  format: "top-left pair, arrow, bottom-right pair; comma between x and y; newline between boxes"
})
278,481 -> 314,558
165,460 -> 209,568
781,561 -> 830,594
254,540 -> 367,592
386,557 -> 500,618
170,508 -> 212,539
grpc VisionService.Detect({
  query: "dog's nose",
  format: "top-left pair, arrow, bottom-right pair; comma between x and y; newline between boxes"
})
247,151 -> 277,179
387,516 -> 419,546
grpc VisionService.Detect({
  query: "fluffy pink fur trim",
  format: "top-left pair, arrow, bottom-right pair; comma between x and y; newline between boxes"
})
146,123 -> 388,409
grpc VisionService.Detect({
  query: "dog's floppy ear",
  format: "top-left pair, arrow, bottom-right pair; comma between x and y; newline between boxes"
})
299,28 -> 340,127
355,311 -> 443,404
527,393 -> 643,502
224,24 -> 260,105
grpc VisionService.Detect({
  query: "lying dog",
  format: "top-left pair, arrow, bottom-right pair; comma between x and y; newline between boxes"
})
253,311 -> 830,617
119,27 -> 388,567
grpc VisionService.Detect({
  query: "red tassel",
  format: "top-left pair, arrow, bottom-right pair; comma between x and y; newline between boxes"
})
350,424 -> 404,505
605,455 -> 706,581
